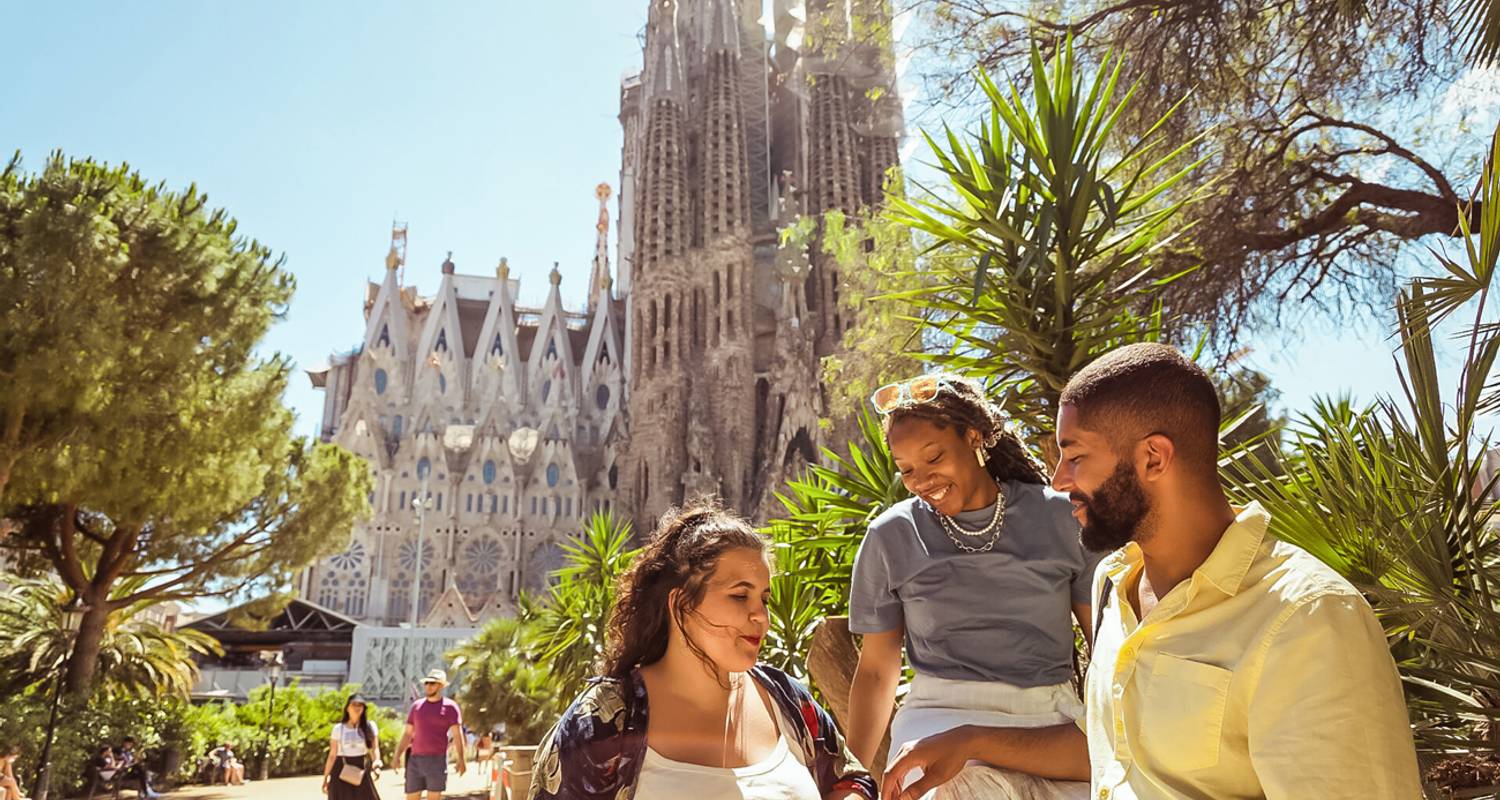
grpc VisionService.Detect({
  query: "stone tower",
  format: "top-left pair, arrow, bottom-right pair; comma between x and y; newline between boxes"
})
620,0 -> 902,528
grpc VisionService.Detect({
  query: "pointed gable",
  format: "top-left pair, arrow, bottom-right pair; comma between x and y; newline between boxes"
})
421,584 -> 477,628
580,290 -> 622,390
413,272 -> 470,419
580,294 -> 626,447
461,433 -> 520,520
334,398 -> 393,471
474,591 -> 516,620
527,267 -> 579,414
363,266 -> 413,390
472,260 -> 525,433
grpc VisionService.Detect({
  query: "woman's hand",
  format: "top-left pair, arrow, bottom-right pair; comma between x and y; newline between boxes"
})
321,776 -> 330,794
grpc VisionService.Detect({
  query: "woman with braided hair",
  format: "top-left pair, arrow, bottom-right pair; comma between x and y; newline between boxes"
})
847,374 -> 1103,800
529,500 -> 876,800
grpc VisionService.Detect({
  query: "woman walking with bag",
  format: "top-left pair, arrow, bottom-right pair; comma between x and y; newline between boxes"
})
323,693 -> 383,799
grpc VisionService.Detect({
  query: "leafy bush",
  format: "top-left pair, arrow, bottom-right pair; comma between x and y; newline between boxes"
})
0,691 -> 196,796
186,681 -> 401,778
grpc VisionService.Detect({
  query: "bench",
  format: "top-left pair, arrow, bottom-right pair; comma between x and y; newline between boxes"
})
82,766 -> 124,800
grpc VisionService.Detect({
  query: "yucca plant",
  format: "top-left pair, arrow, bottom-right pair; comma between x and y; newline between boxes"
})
761,410 -> 909,678
885,37 -> 1210,449
448,614 -> 563,743
0,574 -> 220,700
524,511 -> 639,702
1227,123 -> 1500,767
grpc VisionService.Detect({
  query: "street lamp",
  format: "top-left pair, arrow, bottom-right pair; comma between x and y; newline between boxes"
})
34,596 -> 89,800
406,485 -> 435,699
257,650 -> 285,781
506,427 -> 540,598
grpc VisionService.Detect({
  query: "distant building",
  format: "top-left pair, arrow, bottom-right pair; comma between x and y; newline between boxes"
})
303,0 -> 902,627
183,598 -> 359,701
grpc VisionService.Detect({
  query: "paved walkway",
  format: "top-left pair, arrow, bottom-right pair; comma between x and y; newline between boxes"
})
132,765 -> 495,800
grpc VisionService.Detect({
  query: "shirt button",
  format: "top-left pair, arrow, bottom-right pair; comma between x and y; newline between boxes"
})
1099,788 -> 1110,800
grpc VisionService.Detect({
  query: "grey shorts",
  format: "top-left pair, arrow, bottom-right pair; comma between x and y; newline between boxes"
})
405,754 -> 448,794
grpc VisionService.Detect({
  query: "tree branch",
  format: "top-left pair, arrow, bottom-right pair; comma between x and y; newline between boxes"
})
110,522 -> 280,607
1300,111 -> 1460,203
1238,177 -> 1479,252
50,505 -> 89,594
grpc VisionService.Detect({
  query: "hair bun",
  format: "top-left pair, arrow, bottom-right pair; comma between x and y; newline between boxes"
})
657,499 -> 725,540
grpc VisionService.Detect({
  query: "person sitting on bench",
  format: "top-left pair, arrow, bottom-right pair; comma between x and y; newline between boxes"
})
116,738 -> 159,799
85,745 -> 118,800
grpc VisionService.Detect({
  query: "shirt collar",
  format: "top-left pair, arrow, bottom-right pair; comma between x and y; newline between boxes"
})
1195,502 -> 1270,596
1100,541 -> 1139,581
1096,502 -> 1270,597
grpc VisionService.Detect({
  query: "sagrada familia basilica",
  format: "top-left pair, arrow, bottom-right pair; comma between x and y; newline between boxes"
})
301,0 -> 902,627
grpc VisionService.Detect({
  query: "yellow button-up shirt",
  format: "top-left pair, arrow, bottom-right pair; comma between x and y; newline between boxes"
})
1082,503 -> 1423,799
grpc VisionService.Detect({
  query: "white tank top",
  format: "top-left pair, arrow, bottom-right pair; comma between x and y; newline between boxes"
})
635,733 -> 820,799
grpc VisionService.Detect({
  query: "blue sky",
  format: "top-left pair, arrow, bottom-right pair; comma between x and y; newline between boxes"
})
5,0 -> 646,438
4,1 -> 1496,443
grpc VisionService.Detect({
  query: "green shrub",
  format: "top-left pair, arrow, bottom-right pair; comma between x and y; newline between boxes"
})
0,690 -> 196,796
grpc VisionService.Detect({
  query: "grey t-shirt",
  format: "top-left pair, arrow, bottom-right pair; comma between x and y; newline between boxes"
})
849,481 -> 1105,686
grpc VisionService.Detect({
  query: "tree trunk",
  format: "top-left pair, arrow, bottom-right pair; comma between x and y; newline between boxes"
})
808,617 -> 889,781
64,600 -> 110,697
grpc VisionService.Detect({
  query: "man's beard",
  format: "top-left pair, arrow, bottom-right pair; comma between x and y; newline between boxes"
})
1074,460 -> 1151,552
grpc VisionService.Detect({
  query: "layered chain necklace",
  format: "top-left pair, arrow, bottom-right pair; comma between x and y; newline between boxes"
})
936,482 -> 1007,553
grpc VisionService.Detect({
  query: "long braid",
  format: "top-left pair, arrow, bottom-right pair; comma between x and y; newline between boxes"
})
883,375 -> 1049,485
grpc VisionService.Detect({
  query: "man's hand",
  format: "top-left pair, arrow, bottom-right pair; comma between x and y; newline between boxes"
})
454,758 -> 467,777
881,727 -> 977,800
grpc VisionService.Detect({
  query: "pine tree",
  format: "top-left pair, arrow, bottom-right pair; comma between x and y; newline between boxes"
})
0,152 -> 371,695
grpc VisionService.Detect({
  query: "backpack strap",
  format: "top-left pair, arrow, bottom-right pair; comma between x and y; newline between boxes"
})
1091,576 -> 1114,652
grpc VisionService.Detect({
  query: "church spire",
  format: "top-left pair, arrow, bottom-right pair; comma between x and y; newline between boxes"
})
699,0 -> 739,52
636,0 -> 691,276
589,183 -> 613,311
643,0 -> 686,102
700,0 -> 749,238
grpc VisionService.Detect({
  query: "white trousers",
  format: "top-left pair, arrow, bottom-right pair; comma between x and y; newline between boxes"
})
887,674 -> 1092,800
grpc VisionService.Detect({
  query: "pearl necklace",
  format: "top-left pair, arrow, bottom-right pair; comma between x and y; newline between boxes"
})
936,484 -> 1006,553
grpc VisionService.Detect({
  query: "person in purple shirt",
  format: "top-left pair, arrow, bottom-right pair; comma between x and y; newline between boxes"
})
394,668 -> 467,799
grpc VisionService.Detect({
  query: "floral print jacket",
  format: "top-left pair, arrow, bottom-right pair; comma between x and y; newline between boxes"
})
527,664 -> 877,799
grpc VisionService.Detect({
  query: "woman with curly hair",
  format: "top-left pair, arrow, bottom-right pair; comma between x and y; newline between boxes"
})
849,374 -> 1103,800
529,502 -> 876,800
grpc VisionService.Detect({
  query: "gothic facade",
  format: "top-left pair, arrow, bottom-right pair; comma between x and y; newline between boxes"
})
621,0 -> 902,529
301,0 -> 899,626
